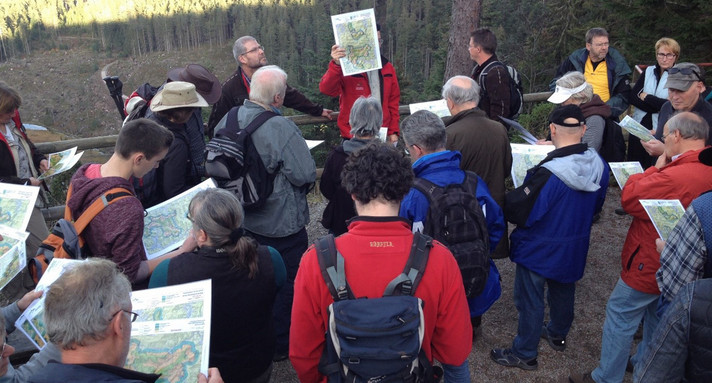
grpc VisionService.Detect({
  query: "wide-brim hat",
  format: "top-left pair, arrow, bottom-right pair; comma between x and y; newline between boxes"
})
167,64 -> 222,104
665,63 -> 703,92
150,81 -> 208,112
547,82 -> 588,104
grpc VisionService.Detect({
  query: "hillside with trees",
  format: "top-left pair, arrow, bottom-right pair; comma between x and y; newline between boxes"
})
0,0 -> 710,138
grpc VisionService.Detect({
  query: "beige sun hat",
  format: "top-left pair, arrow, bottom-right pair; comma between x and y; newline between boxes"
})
150,81 -> 208,112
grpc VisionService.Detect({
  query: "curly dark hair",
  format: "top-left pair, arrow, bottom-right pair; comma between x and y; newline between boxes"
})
341,142 -> 414,205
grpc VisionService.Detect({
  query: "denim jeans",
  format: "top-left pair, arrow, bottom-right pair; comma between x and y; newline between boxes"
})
633,282 -> 691,383
592,278 -> 660,383
442,361 -> 471,383
511,264 -> 576,360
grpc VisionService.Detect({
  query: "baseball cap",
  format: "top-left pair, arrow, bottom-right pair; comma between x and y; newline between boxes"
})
548,104 -> 585,127
665,63 -> 704,91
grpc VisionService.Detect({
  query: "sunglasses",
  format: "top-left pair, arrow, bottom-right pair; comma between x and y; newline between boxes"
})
668,67 -> 704,82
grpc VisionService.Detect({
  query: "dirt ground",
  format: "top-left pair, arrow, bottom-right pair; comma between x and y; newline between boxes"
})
272,185 -> 634,383
2,176 -> 634,382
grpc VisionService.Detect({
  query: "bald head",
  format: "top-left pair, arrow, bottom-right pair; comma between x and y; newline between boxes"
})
442,75 -> 480,114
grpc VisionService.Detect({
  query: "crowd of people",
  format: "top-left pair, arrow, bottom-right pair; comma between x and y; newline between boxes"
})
1,22 -> 712,383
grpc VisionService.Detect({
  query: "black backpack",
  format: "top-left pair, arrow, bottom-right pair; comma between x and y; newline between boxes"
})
204,106 -> 278,211
475,61 -> 524,119
315,232 -> 442,383
413,172 -> 490,298
123,83 -> 160,125
598,117 -> 626,163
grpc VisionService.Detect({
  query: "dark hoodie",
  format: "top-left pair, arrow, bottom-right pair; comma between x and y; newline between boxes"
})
67,164 -> 146,283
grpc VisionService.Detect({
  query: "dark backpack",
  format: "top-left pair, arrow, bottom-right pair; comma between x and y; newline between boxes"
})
413,172 -> 490,298
315,232 -> 442,383
598,117 -> 626,163
204,106 -> 278,211
475,61 -> 524,119
123,83 -> 160,125
28,186 -> 133,283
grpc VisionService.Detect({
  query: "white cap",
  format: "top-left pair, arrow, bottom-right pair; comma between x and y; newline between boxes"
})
547,82 -> 588,104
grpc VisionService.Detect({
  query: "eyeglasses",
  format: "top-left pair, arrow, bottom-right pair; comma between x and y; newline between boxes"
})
668,67 -> 704,82
661,131 -> 673,140
186,212 -> 194,222
591,42 -> 609,48
111,309 -> 139,323
656,53 -> 677,60
242,45 -> 264,56
1,341 -> 6,356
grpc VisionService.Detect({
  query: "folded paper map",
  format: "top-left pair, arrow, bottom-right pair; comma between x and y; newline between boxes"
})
618,116 -> 655,142
38,147 -> 84,180
640,199 -> 685,240
409,100 -> 451,118
331,9 -> 381,76
609,162 -> 644,189
510,144 -> 555,188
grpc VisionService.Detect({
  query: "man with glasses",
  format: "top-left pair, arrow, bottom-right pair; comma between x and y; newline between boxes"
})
550,27 -> 631,117
568,112 -> 712,383
207,36 -> 332,137
26,258 -> 223,383
643,63 -> 712,158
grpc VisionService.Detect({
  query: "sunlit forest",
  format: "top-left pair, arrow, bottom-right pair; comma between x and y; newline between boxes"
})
2,0 -> 710,99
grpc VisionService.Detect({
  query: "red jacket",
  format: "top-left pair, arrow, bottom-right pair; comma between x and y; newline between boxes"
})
0,110 -> 45,184
620,147 -> 712,294
319,58 -> 401,139
289,217 -> 472,383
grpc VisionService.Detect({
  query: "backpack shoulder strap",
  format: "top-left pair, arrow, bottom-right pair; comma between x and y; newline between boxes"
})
315,234 -> 354,301
384,232 -> 432,296
412,177 -> 442,202
242,110 -> 278,136
691,191 -> 712,277
463,171 -> 480,193
72,187 -> 134,234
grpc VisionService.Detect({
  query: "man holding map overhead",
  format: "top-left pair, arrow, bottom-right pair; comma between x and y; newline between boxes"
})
572,111 -> 712,383
320,22 -> 401,143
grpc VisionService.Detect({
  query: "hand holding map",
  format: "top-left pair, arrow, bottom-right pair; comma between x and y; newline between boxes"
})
38,147 -> 84,180
331,9 -> 382,76
510,144 -> 555,188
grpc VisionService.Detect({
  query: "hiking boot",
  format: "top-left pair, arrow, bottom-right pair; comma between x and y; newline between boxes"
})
490,348 -> 538,370
566,371 -> 596,383
541,325 -> 566,352
615,207 -> 628,216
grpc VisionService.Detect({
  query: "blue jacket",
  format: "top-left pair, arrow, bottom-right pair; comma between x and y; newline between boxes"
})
399,150 -> 505,250
399,150 -> 505,316
505,144 -> 608,283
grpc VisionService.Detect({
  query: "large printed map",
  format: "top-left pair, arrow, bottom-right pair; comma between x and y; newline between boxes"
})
125,280 -> 211,383
510,144 -> 554,188
331,9 -> 381,76
609,162 -> 644,189
0,229 -> 28,291
640,199 -> 686,240
143,179 -> 216,259
0,182 -> 40,231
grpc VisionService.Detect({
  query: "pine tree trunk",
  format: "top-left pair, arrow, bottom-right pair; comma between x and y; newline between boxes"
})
444,0 -> 481,80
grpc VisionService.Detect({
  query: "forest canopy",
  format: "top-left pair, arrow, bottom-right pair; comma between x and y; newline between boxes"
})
1,0 -> 710,102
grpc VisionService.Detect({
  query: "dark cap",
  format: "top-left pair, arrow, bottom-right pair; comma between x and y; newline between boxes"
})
167,64 -> 222,104
548,104 -> 585,127
665,63 -> 704,92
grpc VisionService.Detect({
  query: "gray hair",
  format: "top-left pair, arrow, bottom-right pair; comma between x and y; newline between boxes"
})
400,110 -> 447,153
667,111 -> 709,141
233,36 -> 257,62
442,75 -> 480,105
250,65 -> 288,105
44,258 -> 132,350
556,72 -> 593,104
585,27 -> 608,44
349,96 -> 382,137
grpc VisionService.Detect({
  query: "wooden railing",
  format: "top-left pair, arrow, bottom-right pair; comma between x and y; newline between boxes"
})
38,91 -> 553,220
